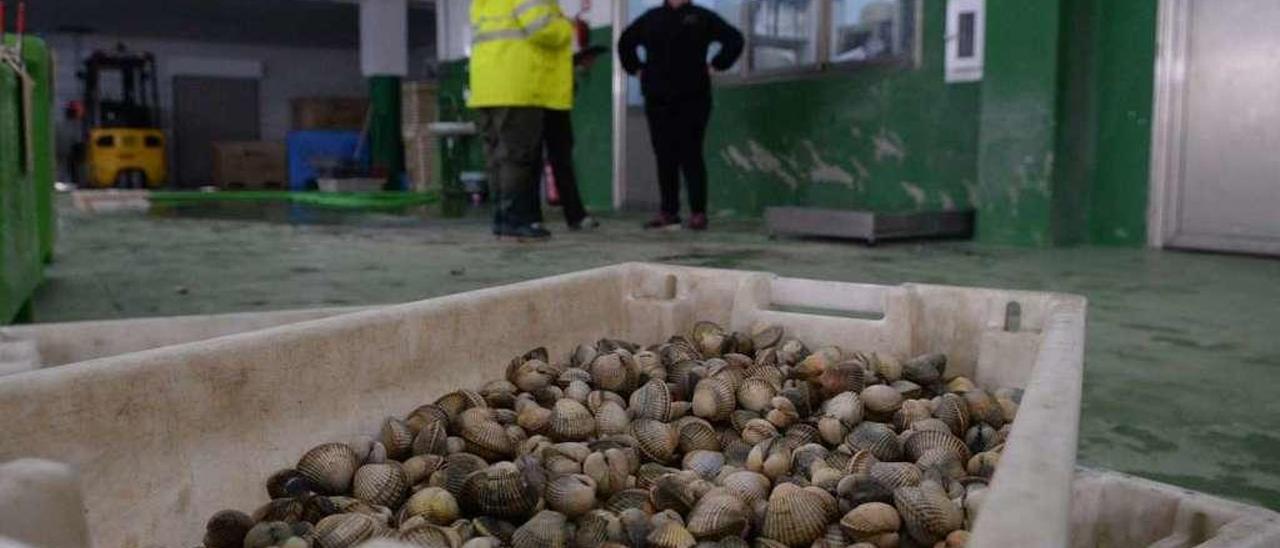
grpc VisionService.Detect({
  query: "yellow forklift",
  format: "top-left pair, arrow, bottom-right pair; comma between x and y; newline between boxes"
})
73,45 -> 167,188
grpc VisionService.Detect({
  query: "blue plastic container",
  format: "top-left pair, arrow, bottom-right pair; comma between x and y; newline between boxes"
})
286,130 -> 371,191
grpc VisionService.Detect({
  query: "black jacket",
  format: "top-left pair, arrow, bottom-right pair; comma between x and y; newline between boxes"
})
618,3 -> 745,102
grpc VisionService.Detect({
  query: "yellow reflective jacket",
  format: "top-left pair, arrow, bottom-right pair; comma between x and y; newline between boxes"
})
468,0 -> 574,110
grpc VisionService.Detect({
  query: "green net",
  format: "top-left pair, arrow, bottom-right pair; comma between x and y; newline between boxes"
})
148,191 -> 440,211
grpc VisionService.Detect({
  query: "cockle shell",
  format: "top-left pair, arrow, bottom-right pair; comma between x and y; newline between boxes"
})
967,451 -> 1000,479
817,360 -> 867,399
631,419 -> 677,464
592,352 -> 639,396
750,324 -> 784,350
312,513 -> 383,548
894,480 -> 963,546
845,422 -> 903,462
405,404 -> 451,434
546,474 -> 598,517
737,378 -> 778,413
595,401 -> 631,436
297,443 -> 360,495
686,488 -> 750,539
413,420 -> 449,457
604,488 -> 653,514
762,483 -> 829,547
904,429 -> 971,463
861,385 -> 903,417
934,393 -> 970,437
511,510 -> 570,548
692,321 -> 729,358
963,388 -> 1005,429
462,462 -> 539,518
550,399 -> 597,442
461,418 -> 514,460
902,353 -> 947,386
632,378 -> 674,421
403,487 -> 459,525
839,502 -> 900,546
869,462 -> 922,490
647,520 -> 697,548
650,471 -> 712,514
677,417 -> 722,453
692,377 -> 737,423
353,462 -> 410,508
203,510 -> 254,548
682,450 -> 726,479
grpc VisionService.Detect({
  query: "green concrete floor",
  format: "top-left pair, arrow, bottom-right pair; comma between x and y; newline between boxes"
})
30,200 -> 1280,510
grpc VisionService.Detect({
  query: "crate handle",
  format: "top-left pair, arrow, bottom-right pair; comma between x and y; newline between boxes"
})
767,277 -> 889,320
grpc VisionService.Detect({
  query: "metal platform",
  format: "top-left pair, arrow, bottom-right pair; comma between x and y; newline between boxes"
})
765,207 -> 975,245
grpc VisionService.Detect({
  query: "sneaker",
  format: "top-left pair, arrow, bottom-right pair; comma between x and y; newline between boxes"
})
497,223 -> 552,241
568,216 -> 600,231
644,213 -> 682,230
687,213 -> 709,231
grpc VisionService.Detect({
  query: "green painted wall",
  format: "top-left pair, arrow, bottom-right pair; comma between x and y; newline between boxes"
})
1089,0 -> 1157,245
977,0 -> 1063,246
439,1 -> 1160,247
437,26 -> 615,211
705,0 -> 982,217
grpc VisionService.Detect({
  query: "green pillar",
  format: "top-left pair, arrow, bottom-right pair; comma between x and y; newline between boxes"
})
369,76 -> 404,190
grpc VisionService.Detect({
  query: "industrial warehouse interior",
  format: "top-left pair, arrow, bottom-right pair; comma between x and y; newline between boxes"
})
0,1 -> 1278,547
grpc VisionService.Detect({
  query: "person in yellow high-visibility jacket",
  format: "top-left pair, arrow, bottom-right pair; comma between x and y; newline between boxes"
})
470,0 -> 574,240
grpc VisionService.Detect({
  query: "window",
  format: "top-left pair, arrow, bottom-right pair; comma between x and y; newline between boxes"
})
830,0 -> 913,64
749,0 -> 819,72
708,0 -> 919,80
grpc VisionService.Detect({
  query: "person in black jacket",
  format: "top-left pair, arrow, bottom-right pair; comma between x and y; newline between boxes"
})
619,0 -> 744,230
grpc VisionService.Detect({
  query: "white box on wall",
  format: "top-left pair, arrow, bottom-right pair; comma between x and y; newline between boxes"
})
946,0 -> 985,83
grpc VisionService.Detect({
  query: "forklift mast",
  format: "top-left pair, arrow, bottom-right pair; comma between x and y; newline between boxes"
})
80,45 -> 161,138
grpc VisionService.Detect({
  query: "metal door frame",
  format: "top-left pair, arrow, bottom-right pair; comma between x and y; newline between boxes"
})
1148,0 -> 1280,255
612,0 -> 630,210
1147,0 -> 1190,249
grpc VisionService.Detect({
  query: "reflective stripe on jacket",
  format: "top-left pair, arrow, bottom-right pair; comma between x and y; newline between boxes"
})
469,0 -> 573,110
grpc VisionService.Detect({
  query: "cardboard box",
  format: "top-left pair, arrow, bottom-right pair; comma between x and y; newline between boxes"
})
401,82 -> 438,138
212,142 -> 287,190
291,97 -> 369,131
403,135 -> 436,191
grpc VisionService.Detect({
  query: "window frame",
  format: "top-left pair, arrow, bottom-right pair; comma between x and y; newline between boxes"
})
712,0 -> 923,86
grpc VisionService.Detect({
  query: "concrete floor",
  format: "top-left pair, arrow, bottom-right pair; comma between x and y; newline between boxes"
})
31,200 -> 1280,510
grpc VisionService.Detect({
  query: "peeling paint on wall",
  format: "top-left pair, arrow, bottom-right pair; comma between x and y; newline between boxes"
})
873,128 -> 907,163
746,141 -> 799,189
802,142 -> 856,188
940,192 -> 956,211
723,145 -> 754,172
901,182 -> 927,207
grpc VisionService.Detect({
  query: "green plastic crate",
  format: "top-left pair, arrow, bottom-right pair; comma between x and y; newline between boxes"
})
0,36 -> 55,324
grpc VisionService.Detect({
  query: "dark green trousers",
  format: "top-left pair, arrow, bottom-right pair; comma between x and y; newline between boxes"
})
476,107 -> 545,228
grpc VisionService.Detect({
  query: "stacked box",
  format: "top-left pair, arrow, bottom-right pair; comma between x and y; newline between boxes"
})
403,135 -> 435,191
211,142 -> 287,190
290,97 -> 369,131
401,82 -> 438,138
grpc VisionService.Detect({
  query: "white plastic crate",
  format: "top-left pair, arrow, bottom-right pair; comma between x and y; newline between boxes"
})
0,263 -> 1086,547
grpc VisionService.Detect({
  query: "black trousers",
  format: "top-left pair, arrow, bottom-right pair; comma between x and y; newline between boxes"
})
476,107 -> 544,228
645,95 -> 712,216
543,109 -> 587,226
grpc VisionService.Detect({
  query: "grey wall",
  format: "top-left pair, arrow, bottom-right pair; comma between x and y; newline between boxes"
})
46,33 -> 439,181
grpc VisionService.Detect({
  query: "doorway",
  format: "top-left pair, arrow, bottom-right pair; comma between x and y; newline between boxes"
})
173,76 -> 261,187
1150,0 -> 1280,255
